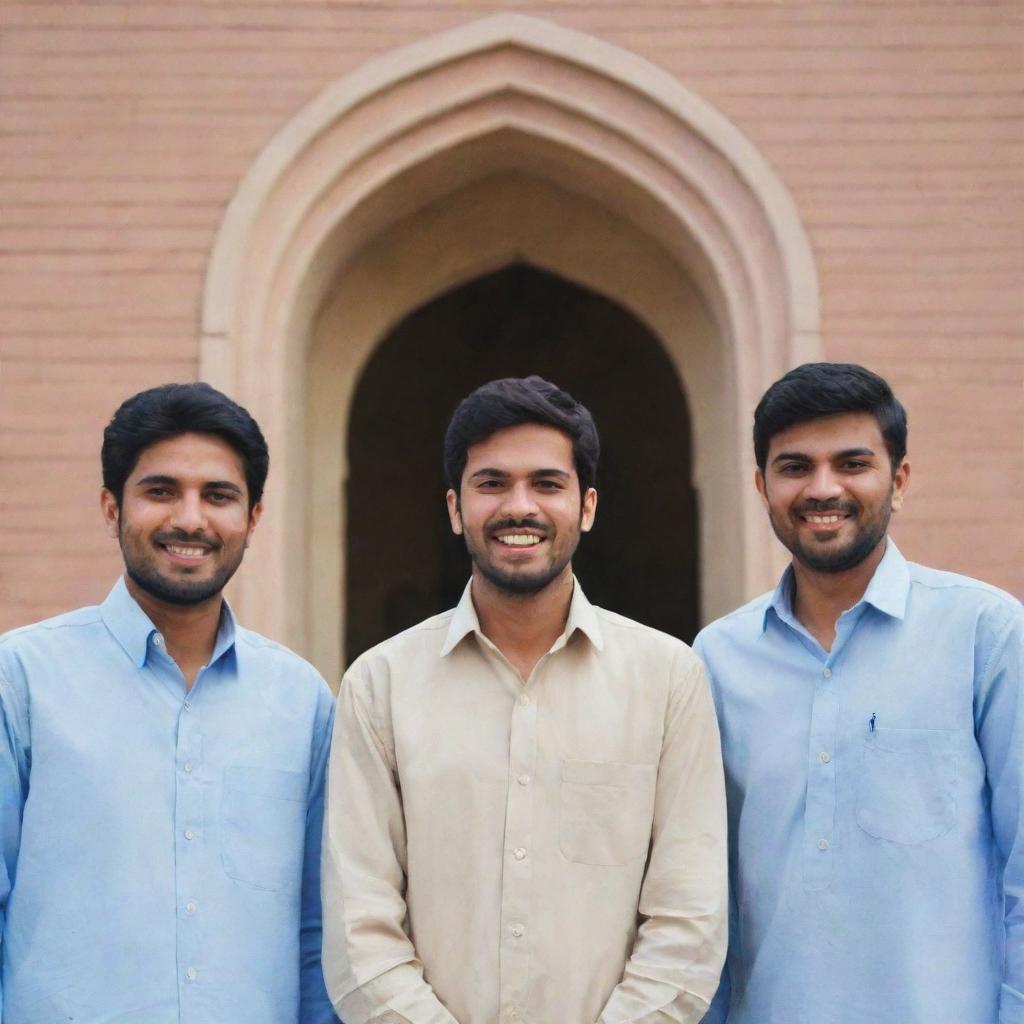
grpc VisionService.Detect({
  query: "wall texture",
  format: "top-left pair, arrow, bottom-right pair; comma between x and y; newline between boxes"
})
3,0 -> 1022,638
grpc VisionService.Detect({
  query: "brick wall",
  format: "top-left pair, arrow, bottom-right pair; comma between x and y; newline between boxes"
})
2,0 -> 1021,633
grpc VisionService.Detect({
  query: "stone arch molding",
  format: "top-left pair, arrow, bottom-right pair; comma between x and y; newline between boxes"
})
202,12 -> 822,677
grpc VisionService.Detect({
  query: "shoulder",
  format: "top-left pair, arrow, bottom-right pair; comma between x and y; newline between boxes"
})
232,625 -> 333,703
905,562 -> 1023,644
0,605 -> 105,667
589,605 -> 705,680
694,591 -> 774,652
345,608 -> 457,680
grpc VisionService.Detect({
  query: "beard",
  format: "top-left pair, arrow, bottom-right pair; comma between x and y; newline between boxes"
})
121,528 -> 242,607
465,515 -> 581,597
771,494 -> 892,574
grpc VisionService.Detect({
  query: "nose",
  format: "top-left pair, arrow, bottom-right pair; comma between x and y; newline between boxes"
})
500,480 -> 541,521
169,490 -> 208,534
805,464 -> 844,502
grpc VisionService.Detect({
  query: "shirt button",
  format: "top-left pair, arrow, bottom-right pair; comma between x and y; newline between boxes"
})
817,838 -> 829,851
186,901 -> 196,914
511,924 -> 524,938
184,829 -> 195,841
513,847 -> 527,861
153,634 -> 163,647
186,966 -> 197,981
819,751 -> 831,764
518,694 -> 530,707
184,761 -> 194,773
183,701 -> 192,712
517,774 -> 531,786
822,667 -> 832,678
510,1012 -> 520,1021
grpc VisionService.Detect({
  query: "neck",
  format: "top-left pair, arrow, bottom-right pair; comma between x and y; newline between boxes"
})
470,567 -> 575,681
790,538 -> 887,651
124,576 -> 223,689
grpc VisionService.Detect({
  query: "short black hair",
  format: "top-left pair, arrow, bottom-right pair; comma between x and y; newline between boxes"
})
753,362 -> 907,472
101,382 -> 269,509
443,376 -> 600,495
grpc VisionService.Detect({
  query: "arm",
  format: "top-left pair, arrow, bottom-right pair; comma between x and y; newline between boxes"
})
597,651 -> 729,1024
975,604 -> 1024,1024
0,664 -> 31,1015
299,683 -> 342,1024
320,665 -> 459,1024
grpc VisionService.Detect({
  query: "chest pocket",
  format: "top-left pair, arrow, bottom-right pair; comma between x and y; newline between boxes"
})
560,759 -> 657,866
855,727 -> 959,845
221,765 -> 307,892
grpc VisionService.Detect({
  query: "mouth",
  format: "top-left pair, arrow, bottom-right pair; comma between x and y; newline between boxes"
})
494,533 -> 545,548
797,508 -> 853,533
157,540 -> 216,565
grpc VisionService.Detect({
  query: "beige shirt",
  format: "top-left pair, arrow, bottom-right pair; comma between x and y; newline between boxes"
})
322,582 -> 727,1024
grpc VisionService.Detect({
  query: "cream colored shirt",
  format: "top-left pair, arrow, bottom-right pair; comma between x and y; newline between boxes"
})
322,581 -> 727,1024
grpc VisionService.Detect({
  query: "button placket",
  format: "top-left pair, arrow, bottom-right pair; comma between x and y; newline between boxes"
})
175,695 -> 204,1006
499,680 -> 538,1020
804,660 -> 838,891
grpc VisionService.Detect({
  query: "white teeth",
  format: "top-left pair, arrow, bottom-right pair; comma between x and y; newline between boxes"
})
496,534 -> 541,546
805,514 -> 843,524
167,545 -> 208,557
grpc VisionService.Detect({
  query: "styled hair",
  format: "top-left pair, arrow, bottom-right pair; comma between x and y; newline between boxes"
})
101,382 -> 269,509
443,376 -> 600,494
753,362 -> 907,472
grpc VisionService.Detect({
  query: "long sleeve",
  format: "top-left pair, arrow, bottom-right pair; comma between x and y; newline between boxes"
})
0,667 -> 30,1015
300,687 -> 342,1024
975,603 -> 1024,1024
321,665 -> 459,1024
597,653 -> 729,1024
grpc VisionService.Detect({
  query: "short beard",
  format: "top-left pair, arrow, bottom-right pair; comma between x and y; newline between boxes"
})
124,561 -> 233,606
465,514 -> 579,598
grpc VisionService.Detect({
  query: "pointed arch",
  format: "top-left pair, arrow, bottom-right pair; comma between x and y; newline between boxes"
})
201,14 -> 821,676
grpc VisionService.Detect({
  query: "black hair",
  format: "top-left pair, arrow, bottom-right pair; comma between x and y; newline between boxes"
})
753,362 -> 907,472
101,382 -> 269,509
443,376 -> 600,494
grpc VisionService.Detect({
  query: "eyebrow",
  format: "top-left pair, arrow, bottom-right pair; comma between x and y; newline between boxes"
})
135,474 -> 243,494
770,446 -> 877,466
467,468 -> 572,480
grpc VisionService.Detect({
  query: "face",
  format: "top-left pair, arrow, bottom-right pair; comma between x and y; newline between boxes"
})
756,412 -> 909,575
447,423 -> 597,597
101,432 -> 261,609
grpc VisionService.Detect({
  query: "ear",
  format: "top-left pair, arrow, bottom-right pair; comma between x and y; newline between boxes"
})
890,458 -> 910,512
245,501 -> 263,546
100,488 -> 120,539
446,489 -> 463,535
754,467 -> 769,510
580,487 -> 597,533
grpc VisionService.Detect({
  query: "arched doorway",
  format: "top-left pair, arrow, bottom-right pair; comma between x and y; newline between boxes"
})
345,263 -> 698,664
201,14 -> 822,681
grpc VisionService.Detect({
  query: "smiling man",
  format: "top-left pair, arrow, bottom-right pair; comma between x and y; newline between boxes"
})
0,383 -> 338,1024
321,376 -> 727,1024
694,363 -> 1024,1024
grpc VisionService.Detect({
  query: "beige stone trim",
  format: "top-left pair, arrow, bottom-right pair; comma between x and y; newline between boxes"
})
201,13 -> 821,680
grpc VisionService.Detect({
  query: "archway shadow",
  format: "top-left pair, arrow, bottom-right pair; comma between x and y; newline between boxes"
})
346,264 -> 699,665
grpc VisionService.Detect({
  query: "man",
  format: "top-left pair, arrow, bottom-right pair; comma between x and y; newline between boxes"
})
0,383 -> 338,1023
694,363 -> 1024,1024
322,376 -> 727,1023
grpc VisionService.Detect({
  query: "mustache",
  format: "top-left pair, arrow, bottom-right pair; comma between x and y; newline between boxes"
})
486,517 -> 548,535
795,500 -> 857,516
153,529 -> 221,550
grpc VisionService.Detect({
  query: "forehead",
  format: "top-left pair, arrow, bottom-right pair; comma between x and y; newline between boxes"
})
131,432 -> 246,485
766,411 -> 887,459
463,423 -> 575,476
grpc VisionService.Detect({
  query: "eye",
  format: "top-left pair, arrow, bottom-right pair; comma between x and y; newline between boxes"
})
206,491 -> 237,504
535,479 -> 563,490
777,463 -> 806,476
145,486 -> 173,498
840,460 -> 870,471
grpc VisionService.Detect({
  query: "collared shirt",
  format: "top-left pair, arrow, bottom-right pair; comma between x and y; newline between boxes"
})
0,578 -> 339,1024
693,541 -> 1024,1024
322,581 -> 727,1024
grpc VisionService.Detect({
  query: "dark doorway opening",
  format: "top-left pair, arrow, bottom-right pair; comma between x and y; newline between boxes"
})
345,264 -> 698,665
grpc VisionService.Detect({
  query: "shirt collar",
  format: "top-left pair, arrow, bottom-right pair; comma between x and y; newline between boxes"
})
441,576 -> 604,657
761,537 -> 910,636
100,575 -> 238,668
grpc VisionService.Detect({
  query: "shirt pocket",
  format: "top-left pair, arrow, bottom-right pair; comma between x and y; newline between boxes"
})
855,727 -> 959,845
221,765 -> 307,892
559,759 -> 657,866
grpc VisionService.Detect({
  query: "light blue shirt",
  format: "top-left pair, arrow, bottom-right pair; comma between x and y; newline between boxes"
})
694,541 -> 1024,1024
0,578 -> 339,1024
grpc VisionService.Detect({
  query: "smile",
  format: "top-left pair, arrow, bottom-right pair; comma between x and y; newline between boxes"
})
161,543 -> 212,559
495,534 -> 543,547
802,514 -> 847,525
